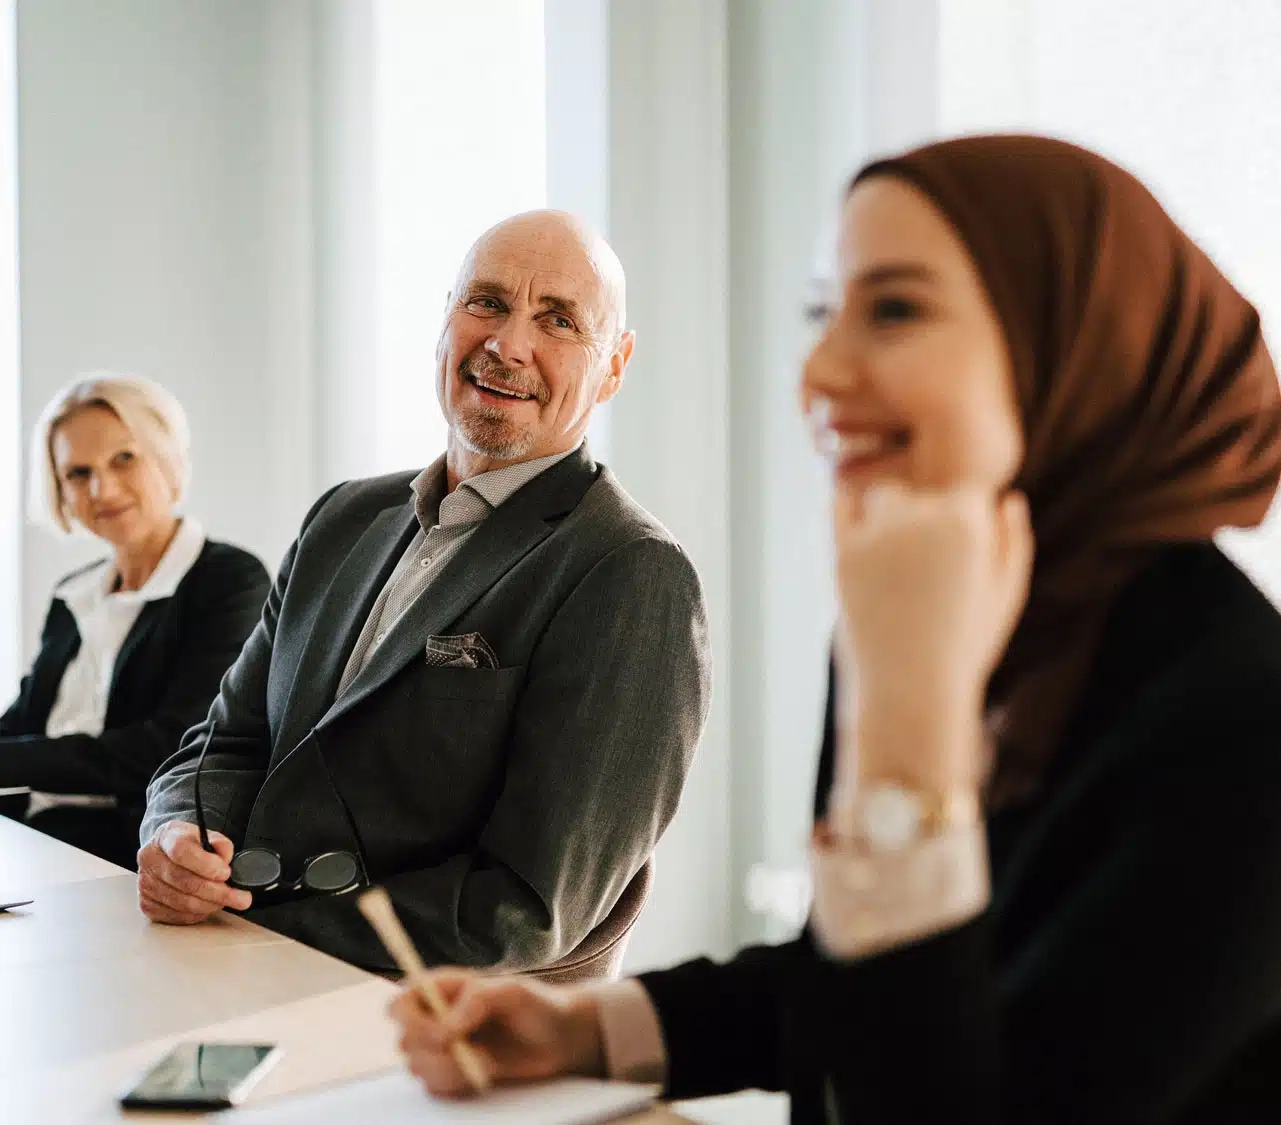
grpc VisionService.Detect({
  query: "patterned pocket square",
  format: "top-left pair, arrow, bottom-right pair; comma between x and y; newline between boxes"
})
424,632 -> 500,670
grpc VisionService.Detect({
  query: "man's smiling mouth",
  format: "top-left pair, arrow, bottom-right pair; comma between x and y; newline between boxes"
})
463,370 -> 537,402
461,358 -> 540,402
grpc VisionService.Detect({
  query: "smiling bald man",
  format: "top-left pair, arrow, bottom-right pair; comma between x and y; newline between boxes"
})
139,211 -> 711,980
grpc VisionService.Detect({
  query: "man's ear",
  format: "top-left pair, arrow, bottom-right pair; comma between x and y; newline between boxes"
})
597,329 -> 635,405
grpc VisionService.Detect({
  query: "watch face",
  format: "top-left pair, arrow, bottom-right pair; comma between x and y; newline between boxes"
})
862,785 -> 923,852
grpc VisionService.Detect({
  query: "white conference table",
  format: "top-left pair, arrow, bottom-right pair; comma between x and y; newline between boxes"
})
0,817 -> 783,1124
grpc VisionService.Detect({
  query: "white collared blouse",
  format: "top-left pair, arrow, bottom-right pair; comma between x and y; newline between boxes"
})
44,516 -> 208,739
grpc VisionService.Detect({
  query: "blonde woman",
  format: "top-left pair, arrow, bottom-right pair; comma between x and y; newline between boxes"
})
0,373 -> 269,869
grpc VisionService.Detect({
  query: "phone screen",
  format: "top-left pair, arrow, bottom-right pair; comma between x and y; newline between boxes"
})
119,1042 -> 282,1110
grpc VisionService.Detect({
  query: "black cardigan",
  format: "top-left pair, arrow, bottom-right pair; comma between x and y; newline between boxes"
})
640,543 -> 1281,1124
0,540 -> 269,822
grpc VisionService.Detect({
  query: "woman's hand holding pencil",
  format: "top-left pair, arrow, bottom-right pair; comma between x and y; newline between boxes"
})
361,887 -> 607,1099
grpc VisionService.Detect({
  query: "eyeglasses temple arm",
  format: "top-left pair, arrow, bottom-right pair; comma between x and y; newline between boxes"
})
312,734 -> 372,885
192,721 -> 217,854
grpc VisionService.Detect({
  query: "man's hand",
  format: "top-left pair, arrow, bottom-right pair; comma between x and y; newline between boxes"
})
136,820 -> 252,924
391,969 -> 606,1099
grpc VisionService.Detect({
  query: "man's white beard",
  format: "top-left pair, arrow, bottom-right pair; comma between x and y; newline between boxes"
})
452,409 -> 537,461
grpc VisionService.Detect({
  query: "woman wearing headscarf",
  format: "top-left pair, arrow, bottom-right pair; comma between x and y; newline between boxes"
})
390,136 -> 1281,1122
1,373 -> 270,869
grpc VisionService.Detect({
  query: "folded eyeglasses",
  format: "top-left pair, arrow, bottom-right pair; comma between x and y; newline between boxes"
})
192,722 -> 369,900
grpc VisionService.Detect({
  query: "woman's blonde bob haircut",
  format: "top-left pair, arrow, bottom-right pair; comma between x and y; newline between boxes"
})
29,372 -> 192,534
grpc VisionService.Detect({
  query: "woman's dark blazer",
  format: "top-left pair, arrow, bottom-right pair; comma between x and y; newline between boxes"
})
638,543 -> 1281,1124
0,540 -> 270,825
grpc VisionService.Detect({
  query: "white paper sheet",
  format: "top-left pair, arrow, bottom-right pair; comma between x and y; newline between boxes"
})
226,1071 -> 657,1124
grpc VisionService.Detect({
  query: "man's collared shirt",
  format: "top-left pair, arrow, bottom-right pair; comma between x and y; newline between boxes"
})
336,446 -> 580,696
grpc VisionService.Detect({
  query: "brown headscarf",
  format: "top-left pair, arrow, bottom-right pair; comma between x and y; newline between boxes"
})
853,135 -> 1281,801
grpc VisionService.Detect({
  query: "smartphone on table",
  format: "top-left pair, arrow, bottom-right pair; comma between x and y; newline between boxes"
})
118,1042 -> 282,1111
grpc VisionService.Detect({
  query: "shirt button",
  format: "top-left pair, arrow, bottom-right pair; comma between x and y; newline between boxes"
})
376,631 -> 387,644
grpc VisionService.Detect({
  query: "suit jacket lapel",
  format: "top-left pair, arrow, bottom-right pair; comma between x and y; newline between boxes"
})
275,501 -> 420,753
28,601 -> 82,726
106,601 -> 166,708
316,444 -> 600,731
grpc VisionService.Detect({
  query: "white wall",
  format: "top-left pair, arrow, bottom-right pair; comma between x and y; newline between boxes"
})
311,0 -> 376,492
260,0 -> 318,542
15,0 -> 317,665
606,0 -> 734,971
725,0 -> 866,944
0,0 -> 18,698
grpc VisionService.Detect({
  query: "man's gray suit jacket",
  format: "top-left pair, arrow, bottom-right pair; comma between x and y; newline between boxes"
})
143,446 -> 711,973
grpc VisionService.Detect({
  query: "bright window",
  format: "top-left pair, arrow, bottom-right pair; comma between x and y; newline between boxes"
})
370,0 -> 547,474
937,0 -> 1281,602
1023,0 -> 1281,602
